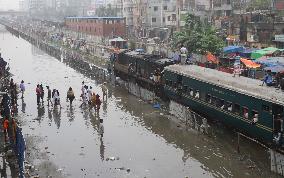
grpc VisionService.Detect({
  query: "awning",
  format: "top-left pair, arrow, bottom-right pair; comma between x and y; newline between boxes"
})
251,47 -> 278,59
206,52 -> 219,64
223,46 -> 244,54
109,37 -> 126,42
240,58 -> 261,68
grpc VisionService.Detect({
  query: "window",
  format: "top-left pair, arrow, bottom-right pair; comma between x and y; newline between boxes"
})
218,99 -> 225,108
152,18 -> 156,22
195,90 -> 200,99
252,110 -> 259,123
183,85 -> 188,92
262,105 -> 270,112
169,80 -> 173,87
168,16 -> 171,21
206,94 -> 211,103
189,88 -> 194,97
234,104 -> 241,115
154,6 -> 158,11
163,17 -> 165,22
163,6 -> 167,10
226,102 -> 233,112
172,14 -> 176,21
242,107 -> 249,119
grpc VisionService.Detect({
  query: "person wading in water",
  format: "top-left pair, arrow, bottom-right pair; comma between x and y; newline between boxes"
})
67,87 -> 75,106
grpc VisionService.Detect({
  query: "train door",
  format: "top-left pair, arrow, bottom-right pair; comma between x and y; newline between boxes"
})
272,104 -> 284,135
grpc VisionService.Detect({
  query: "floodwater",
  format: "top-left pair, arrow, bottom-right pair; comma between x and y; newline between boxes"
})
0,30 -> 280,178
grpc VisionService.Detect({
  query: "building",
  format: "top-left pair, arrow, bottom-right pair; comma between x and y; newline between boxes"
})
19,0 -> 29,12
65,16 -> 126,38
28,0 -> 45,15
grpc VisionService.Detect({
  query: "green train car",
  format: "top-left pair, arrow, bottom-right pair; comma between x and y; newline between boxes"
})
163,65 -> 284,146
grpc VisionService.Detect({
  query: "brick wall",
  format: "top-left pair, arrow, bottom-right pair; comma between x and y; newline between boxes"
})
65,18 -> 126,38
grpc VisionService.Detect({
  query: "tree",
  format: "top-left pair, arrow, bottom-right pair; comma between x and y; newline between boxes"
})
172,14 -> 224,55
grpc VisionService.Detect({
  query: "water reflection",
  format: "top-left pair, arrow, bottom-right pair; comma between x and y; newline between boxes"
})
99,136 -> 105,161
67,105 -> 75,122
36,105 -> 45,123
21,98 -> 26,113
53,108 -> 61,129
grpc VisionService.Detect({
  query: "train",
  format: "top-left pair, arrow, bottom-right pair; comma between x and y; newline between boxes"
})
114,51 -> 284,147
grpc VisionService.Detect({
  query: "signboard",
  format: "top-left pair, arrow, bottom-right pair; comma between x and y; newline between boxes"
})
275,35 -> 284,42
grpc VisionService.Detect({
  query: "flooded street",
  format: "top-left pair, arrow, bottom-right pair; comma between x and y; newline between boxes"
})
0,30 -> 280,178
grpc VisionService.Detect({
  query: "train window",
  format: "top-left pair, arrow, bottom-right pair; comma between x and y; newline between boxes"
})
169,81 -> 173,87
200,92 -> 206,101
226,102 -> 233,112
173,82 -> 178,88
195,90 -> 200,99
183,85 -> 188,92
242,107 -> 249,119
212,96 -> 217,106
189,88 -> 194,96
262,105 -> 270,112
206,94 -> 211,103
234,104 -> 241,115
165,80 -> 169,85
252,110 -> 259,123
219,99 -> 225,109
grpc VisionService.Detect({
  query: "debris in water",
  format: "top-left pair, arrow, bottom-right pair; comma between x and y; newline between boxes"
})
106,157 -> 116,161
126,168 -> 130,173
160,113 -> 163,116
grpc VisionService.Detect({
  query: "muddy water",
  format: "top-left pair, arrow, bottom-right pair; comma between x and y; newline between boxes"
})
0,30 -> 280,178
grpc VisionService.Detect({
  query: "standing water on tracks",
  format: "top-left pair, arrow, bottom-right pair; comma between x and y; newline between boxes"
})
0,28 -> 281,178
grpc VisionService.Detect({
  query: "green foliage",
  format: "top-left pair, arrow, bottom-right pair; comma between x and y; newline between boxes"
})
172,14 -> 224,55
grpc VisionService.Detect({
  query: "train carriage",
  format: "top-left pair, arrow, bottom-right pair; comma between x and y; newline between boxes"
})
163,64 -> 284,146
114,50 -> 175,92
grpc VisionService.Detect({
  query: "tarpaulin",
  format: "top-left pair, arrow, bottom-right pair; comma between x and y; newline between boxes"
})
251,47 -> 278,59
206,52 -> 219,64
240,58 -> 261,68
223,46 -> 244,54
264,65 -> 284,73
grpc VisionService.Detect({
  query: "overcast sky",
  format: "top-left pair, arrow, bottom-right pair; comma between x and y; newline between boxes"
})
0,0 -> 19,10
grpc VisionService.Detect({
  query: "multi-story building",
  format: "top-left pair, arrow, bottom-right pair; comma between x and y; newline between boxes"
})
28,0 -> 46,15
19,0 -> 29,11
65,16 -> 126,38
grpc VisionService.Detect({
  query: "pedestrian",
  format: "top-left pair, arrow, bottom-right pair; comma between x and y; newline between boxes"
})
81,81 -> 85,99
10,84 -> 18,107
91,92 -> 96,108
98,119 -> 104,137
1,93 -> 10,119
80,86 -> 87,108
101,82 -> 107,100
3,118 -> 9,142
87,86 -> 93,105
9,78 -> 14,90
36,84 -> 41,105
19,80 -> 25,99
46,86 -> 53,106
40,84 -> 44,103
95,94 -> 102,111
67,87 -> 75,105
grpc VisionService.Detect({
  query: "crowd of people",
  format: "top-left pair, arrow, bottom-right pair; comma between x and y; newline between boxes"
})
32,81 -> 107,113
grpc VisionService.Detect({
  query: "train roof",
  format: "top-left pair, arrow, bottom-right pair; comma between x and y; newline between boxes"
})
164,65 -> 284,105
124,51 -> 174,64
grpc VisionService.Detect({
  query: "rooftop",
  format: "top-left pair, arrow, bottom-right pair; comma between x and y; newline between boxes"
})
165,65 -> 284,105
65,16 -> 125,20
